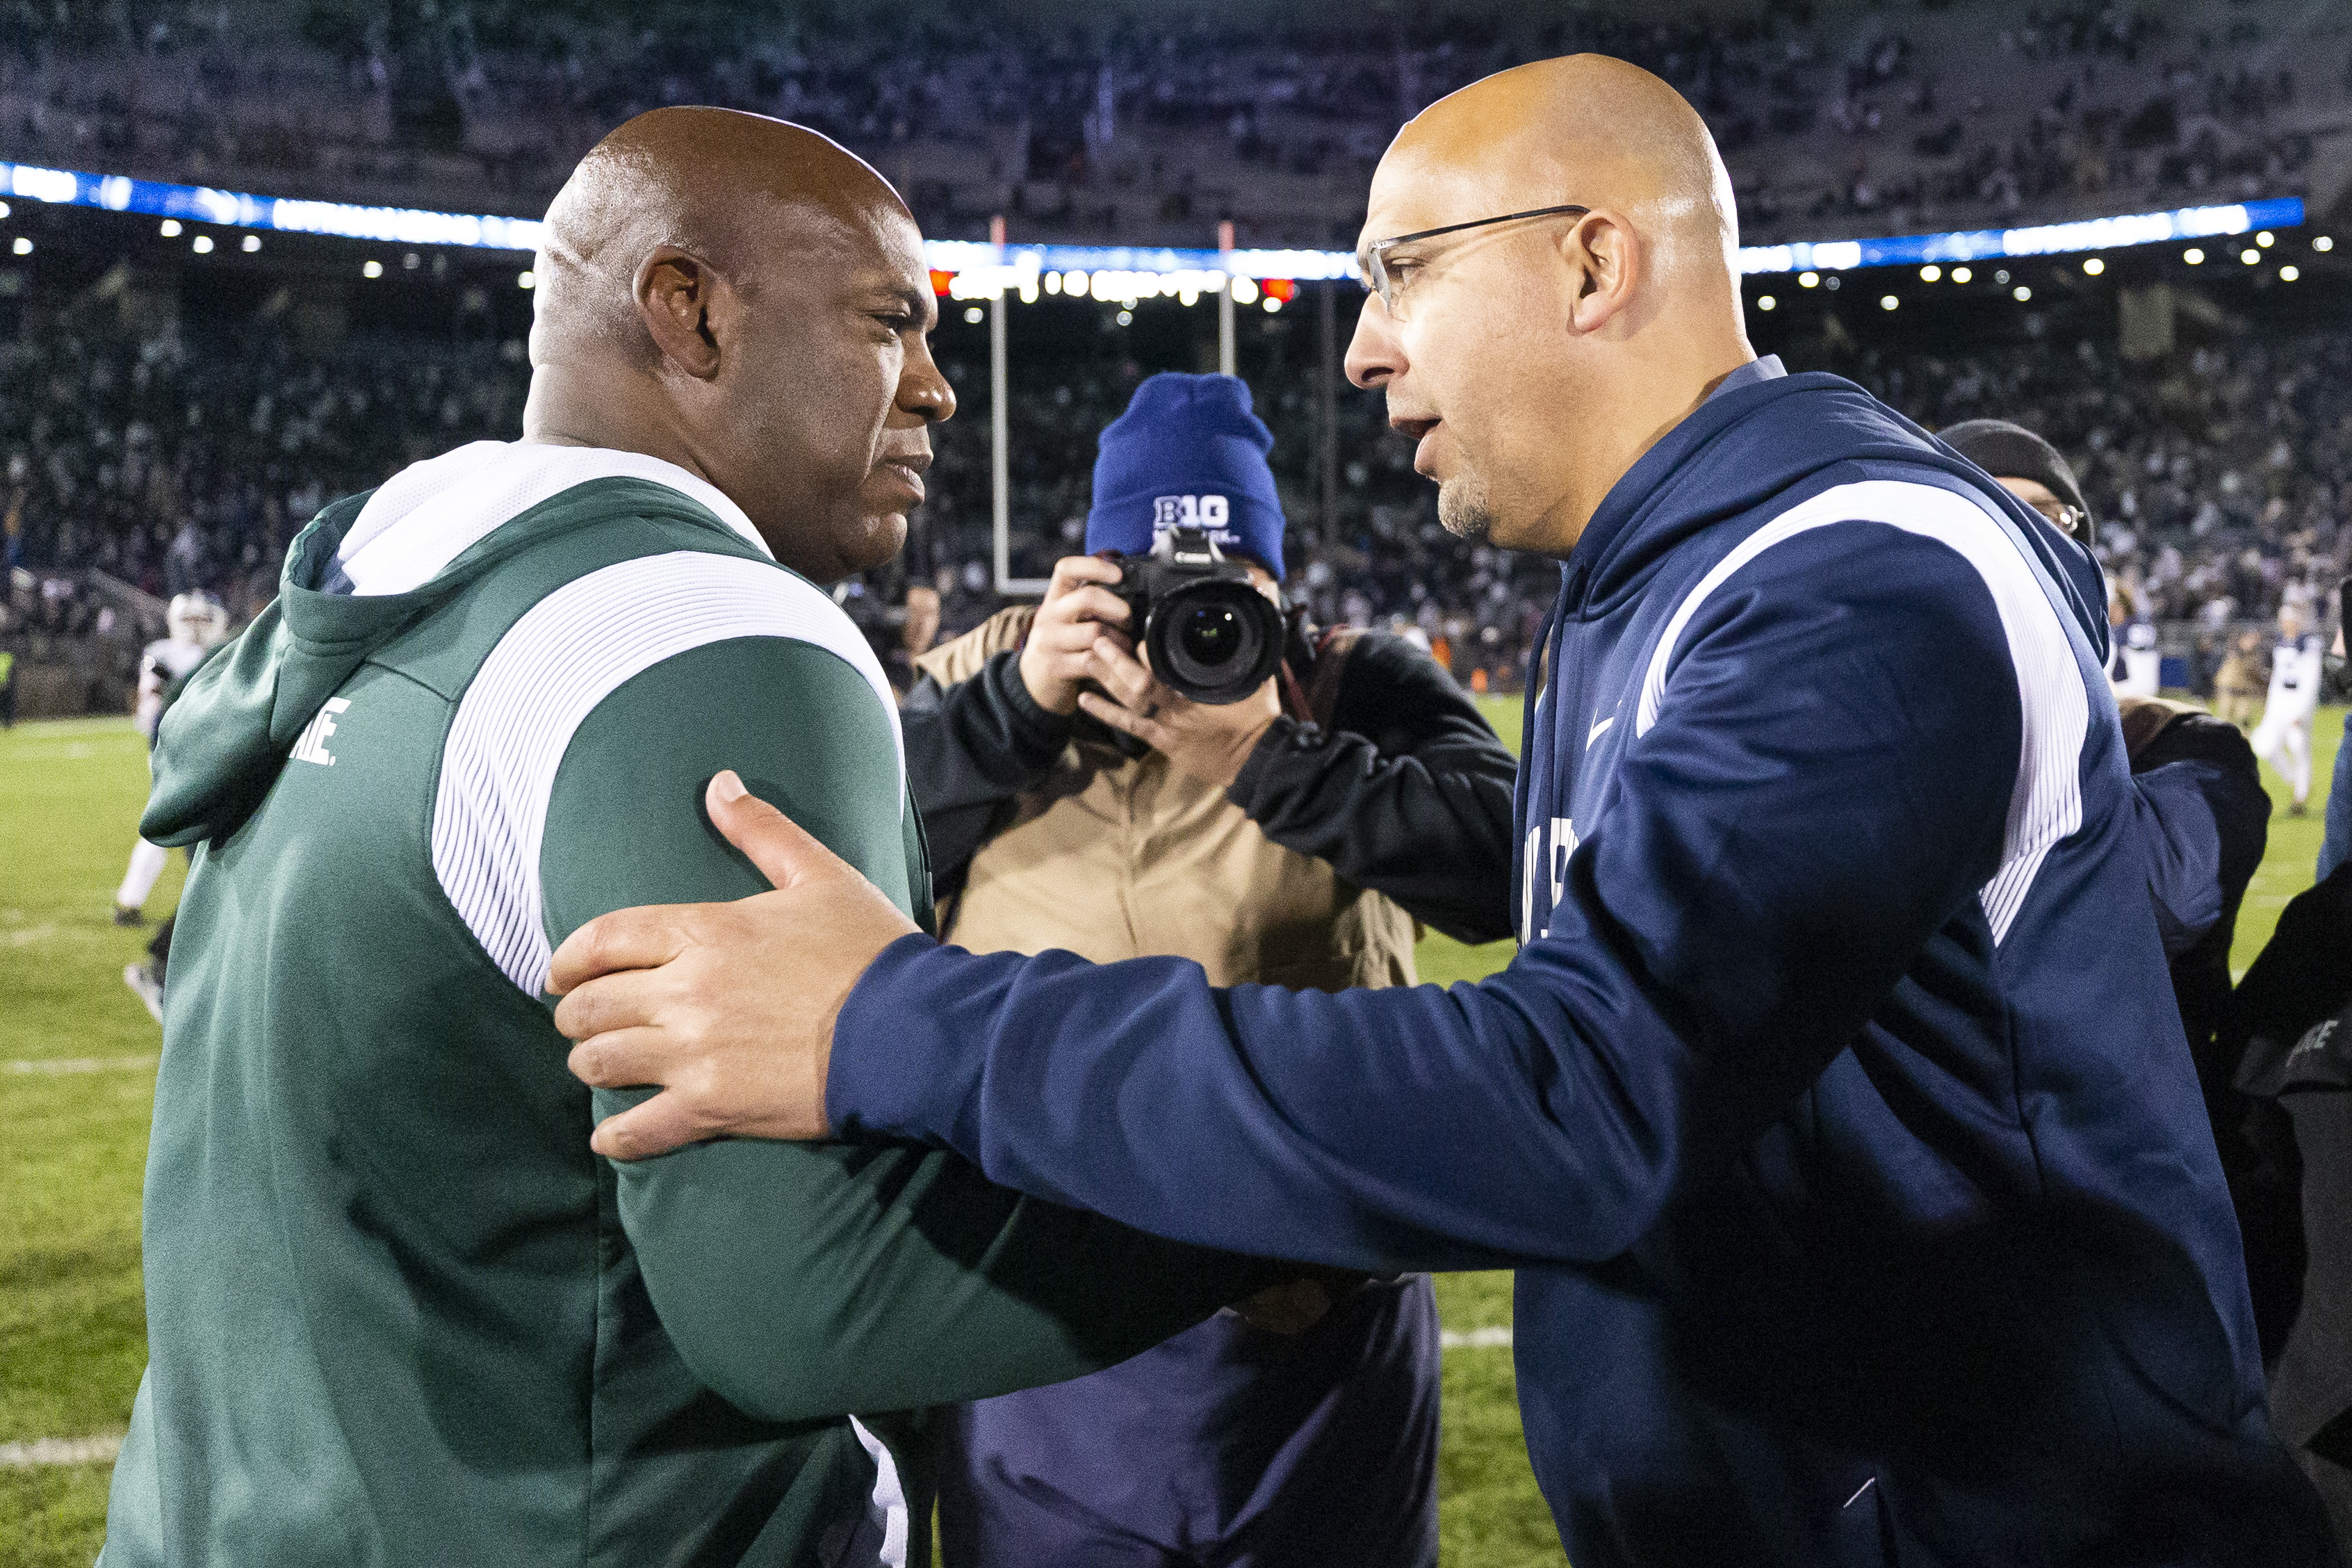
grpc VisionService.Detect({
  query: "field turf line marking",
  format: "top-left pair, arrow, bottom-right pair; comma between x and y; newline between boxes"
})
6,1054 -> 159,1074
0,1433 -> 124,1468
1440,1326 -> 1513,1350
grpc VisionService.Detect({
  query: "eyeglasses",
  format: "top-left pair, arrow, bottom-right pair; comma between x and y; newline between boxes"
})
1355,204 -> 1591,321
2023,497 -> 2084,537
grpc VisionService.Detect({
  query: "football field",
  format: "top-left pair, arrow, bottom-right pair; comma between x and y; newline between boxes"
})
2,700 -> 2340,1567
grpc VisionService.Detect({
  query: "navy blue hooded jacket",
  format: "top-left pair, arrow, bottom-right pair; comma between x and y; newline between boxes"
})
829,370 -> 2330,1565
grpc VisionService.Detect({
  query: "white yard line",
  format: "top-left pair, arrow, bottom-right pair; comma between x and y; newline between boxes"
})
0,1432 -> 123,1468
6,1054 -> 159,1074
1439,1325 -> 1513,1350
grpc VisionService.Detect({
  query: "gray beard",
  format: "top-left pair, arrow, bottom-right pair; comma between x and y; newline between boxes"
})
1437,480 -> 1493,543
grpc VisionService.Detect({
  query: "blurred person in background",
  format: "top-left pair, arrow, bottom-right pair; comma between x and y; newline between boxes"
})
2321,583 -> 2351,883
2219,630 -> 2269,730
2114,607 -> 2163,699
838,503 -> 941,691
111,590 -> 226,931
2255,601 -> 2327,817
2227,851 -> 2352,1551
901,373 -> 1517,1568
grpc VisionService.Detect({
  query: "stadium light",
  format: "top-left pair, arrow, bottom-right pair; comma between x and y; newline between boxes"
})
2013,285 -> 2032,301
191,235 -> 213,254
158,218 -> 181,237
1799,270 -> 1820,288
0,156 -> 2307,287
1919,265 -> 1940,281
2241,248 -> 2260,265
361,259 -> 382,278
2257,231 -> 2275,247
240,234 -> 259,252
2082,257 -> 2105,275
2184,247 -> 2205,264
1757,294 -> 1777,311
10,237 -> 28,256
1879,295 -> 1899,311
2317,236 -> 2335,252
1952,266 -> 1973,283
2281,265 -> 2301,281
516,270 -> 534,289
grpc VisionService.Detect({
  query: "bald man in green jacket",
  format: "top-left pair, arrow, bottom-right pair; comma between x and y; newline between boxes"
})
101,109 -> 1264,1568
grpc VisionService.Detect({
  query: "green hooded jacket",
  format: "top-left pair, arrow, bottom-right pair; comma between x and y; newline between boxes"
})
101,441 -> 1263,1568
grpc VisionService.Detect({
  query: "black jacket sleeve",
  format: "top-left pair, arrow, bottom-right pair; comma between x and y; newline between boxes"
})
1228,631 -> 1518,945
901,650 -> 1072,892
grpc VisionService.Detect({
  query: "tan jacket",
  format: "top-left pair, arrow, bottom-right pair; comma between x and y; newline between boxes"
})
915,606 -> 1419,991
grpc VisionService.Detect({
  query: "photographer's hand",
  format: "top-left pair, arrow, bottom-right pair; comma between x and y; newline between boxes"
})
1019,555 -> 1133,714
1080,636 -> 1280,789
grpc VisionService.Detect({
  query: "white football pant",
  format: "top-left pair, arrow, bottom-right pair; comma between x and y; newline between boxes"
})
117,838 -> 170,910
2251,706 -> 2314,801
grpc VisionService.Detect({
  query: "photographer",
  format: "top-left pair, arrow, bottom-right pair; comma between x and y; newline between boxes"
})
899,373 -> 1516,1567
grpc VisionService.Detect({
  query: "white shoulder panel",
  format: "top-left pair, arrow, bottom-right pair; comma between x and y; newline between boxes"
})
1632,479 -> 2089,946
338,441 -> 771,596
432,550 -> 901,995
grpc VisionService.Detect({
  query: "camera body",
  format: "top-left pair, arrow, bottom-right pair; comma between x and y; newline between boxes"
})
1102,527 -> 1286,705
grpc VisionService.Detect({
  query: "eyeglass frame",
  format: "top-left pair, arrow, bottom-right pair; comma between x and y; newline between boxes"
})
1355,204 -> 1592,319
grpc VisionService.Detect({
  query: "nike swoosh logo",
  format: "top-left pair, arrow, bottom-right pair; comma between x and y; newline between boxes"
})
1587,717 -> 1615,749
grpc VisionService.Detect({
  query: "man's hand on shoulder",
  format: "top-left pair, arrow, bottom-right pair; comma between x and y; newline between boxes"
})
550,771 -> 919,1159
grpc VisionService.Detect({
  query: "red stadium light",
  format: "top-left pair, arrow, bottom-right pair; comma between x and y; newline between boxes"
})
1261,278 -> 1298,302
929,268 -> 956,296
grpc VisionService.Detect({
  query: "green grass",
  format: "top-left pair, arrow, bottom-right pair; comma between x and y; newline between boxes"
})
1,701 -> 2339,1566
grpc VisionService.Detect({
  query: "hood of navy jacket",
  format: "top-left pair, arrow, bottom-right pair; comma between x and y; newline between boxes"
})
1556,369 -> 2109,662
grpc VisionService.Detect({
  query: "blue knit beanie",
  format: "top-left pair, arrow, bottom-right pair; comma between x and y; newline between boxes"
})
1086,373 -> 1286,579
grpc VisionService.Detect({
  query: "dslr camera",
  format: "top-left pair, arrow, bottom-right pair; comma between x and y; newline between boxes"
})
1101,526 -> 1286,705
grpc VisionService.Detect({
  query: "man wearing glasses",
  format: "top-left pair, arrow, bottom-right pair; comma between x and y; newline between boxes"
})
550,56 -> 2331,1566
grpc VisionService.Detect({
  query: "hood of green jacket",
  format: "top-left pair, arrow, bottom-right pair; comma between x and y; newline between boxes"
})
143,492 -> 420,846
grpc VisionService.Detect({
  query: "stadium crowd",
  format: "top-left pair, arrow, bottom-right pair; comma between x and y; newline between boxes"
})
5,297 -> 2349,700
1,0 -> 2343,248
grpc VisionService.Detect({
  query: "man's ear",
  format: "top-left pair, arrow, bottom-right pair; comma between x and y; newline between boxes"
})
634,245 -> 727,381
1560,211 -> 1641,336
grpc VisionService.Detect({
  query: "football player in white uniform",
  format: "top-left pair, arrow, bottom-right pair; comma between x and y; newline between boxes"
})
2114,614 -> 2163,699
113,591 -> 228,931
2251,601 -> 2327,816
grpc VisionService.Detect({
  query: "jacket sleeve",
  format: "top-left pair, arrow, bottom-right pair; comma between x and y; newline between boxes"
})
2126,714 -> 2270,959
539,635 -> 1267,1424
1228,631 -> 1519,943
899,651 -> 1072,889
829,525 -> 2023,1273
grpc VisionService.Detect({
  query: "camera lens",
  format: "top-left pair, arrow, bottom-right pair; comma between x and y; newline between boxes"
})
1148,580 -> 1283,703
1180,604 -> 1243,667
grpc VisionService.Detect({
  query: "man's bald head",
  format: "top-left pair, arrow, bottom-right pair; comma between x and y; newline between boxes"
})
534,108 -> 910,366
1381,55 -> 1739,301
523,107 -> 951,583
1346,56 -> 1755,556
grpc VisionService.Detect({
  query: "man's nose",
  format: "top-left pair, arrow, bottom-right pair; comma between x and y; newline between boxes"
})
1342,292 -> 1400,391
900,354 -> 956,424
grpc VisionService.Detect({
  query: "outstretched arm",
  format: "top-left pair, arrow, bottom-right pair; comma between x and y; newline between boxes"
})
543,635 -> 1266,1423
559,525 -> 2027,1275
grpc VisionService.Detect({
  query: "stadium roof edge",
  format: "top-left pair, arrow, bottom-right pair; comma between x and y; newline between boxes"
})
0,158 -> 2306,278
